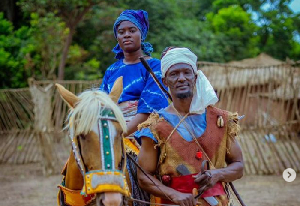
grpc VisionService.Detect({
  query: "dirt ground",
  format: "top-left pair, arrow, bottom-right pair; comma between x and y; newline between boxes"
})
0,163 -> 299,206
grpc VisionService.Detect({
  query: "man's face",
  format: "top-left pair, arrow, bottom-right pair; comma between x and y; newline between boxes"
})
116,21 -> 142,53
163,63 -> 196,99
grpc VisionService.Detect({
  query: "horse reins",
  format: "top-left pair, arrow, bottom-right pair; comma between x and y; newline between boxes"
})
126,153 -> 174,202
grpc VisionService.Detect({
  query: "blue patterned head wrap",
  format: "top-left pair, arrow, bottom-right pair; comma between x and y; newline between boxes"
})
112,10 -> 153,59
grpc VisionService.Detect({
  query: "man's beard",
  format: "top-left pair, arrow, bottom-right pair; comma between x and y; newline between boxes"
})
176,91 -> 193,99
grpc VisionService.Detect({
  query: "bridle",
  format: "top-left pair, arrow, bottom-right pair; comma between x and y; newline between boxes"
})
68,108 -> 130,197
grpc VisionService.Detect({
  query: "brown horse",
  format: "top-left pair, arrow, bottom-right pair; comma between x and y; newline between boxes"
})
56,77 -> 132,206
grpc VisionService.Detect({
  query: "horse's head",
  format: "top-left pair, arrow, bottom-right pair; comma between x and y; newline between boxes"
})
56,77 -> 130,206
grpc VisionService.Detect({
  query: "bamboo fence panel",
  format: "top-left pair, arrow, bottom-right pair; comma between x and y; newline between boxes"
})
0,80 -> 101,166
200,62 -> 300,173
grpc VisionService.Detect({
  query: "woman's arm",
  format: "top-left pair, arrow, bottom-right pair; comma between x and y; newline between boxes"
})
123,113 -> 149,137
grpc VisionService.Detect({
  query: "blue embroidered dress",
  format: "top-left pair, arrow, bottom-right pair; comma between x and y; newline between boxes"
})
100,58 -> 168,113
100,58 -> 168,206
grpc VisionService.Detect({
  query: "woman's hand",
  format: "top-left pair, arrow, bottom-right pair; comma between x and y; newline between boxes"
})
123,113 -> 149,137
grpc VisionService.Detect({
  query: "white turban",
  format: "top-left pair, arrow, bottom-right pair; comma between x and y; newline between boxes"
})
161,48 -> 218,114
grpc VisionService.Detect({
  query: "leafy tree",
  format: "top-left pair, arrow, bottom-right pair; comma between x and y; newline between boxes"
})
2,0 -> 300,89
71,5 -> 124,77
255,2 -> 300,60
28,12 -> 99,81
206,5 -> 259,61
116,0 -> 223,61
0,11 -> 94,88
0,12 -> 32,88
26,12 -> 67,79
18,0 -> 117,80
0,0 -> 27,28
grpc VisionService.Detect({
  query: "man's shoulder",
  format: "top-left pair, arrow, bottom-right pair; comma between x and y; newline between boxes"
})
208,106 -> 240,136
138,111 -> 165,131
207,106 -> 229,116
207,106 -> 239,123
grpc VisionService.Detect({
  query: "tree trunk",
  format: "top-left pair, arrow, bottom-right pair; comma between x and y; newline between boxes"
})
57,2 -> 94,80
0,0 -> 15,22
58,27 -> 74,80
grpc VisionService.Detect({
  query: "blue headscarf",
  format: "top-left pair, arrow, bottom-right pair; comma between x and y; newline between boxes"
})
112,10 -> 153,59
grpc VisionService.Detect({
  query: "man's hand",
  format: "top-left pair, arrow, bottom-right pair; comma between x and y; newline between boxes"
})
193,170 -> 220,192
193,140 -> 244,194
170,191 -> 197,206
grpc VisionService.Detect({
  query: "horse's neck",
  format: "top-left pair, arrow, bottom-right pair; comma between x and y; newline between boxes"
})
65,151 -> 84,190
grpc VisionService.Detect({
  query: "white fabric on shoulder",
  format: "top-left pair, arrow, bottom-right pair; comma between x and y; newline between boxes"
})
190,70 -> 218,114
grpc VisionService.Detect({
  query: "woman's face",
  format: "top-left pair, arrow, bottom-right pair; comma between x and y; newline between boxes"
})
116,21 -> 142,53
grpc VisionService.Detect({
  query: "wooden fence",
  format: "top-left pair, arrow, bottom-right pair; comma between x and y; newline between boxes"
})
0,80 -> 101,174
0,63 -> 299,175
200,62 -> 300,174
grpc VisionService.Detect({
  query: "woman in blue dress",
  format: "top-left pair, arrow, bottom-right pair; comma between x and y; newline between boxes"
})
100,10 -> 168,138
100,10 -> 168,205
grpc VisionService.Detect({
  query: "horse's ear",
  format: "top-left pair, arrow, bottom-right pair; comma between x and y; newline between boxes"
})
55,83 -> 79,108
109,76 -> 123,103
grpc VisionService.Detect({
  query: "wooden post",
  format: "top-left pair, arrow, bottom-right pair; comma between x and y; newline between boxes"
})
29,78 -> 59,175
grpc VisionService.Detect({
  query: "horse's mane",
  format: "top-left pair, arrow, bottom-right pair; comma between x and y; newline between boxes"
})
67,89 -> 127,136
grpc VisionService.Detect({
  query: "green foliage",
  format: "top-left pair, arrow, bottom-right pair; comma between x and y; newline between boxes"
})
18,0 -> 118,80
64,44 -> 101,80
116,0 -> 224,61
0,12 -> 32,88
1,0 -> 299,89
17,145 -> 23,151
212,0 -> 239,12
72,5 -> 124,75
66,58 -> 101,80
25,12 -> 67,79
206,5 -> 259,61
257,8 -> 300,60
18,0 -> 104,17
